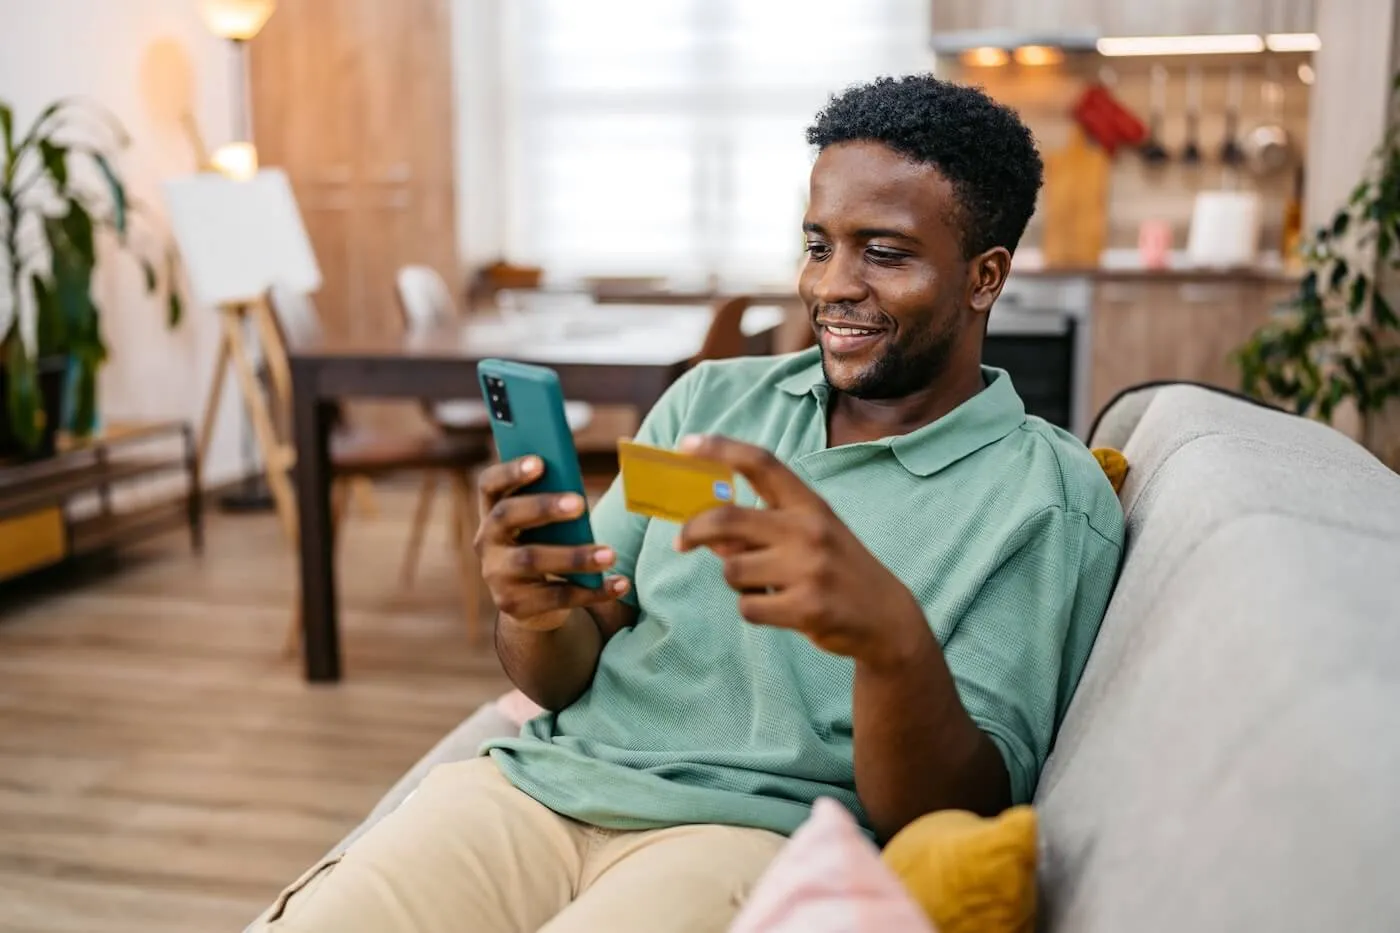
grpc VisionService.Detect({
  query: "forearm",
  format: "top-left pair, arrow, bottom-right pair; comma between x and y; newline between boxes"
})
495,607 -> 605,711
853,623 -> 1011,843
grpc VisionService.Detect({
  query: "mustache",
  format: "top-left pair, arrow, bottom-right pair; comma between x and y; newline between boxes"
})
812,304 -> 890,329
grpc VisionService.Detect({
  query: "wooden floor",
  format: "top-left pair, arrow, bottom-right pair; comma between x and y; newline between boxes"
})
0,483 -> 512,933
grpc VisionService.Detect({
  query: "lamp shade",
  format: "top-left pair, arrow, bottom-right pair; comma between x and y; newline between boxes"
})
200,0 -> 276,40
211,142 -> 259,181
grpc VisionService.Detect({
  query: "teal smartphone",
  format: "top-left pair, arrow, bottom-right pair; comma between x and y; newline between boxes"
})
477,359 -> 604,590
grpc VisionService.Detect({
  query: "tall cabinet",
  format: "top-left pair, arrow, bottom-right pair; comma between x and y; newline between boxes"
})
248,0 -> 460,342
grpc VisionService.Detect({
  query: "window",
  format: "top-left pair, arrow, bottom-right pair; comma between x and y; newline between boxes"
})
501,0 -> 932,286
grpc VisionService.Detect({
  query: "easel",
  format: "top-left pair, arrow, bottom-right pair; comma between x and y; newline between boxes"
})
164,169 -> 325,546
196,295 -> 300,544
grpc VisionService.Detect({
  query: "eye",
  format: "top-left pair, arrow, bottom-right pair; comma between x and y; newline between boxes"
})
804,241 -> 831,261
866,247 -> 909,265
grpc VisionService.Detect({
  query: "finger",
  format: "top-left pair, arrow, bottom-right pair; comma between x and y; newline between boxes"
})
506,544 -> 617,578
677,435 -> 819,509
499,577 -> 630,624
734,589 -> 805,629
478,455 -> 544,507
675,505 -> 786,554
484,491 -> 585,543
720,548 -> 793,593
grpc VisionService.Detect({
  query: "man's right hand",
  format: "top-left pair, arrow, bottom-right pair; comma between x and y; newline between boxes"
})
474,455 -> 630,632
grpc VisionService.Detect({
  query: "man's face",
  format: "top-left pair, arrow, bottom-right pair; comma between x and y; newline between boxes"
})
798,141 -> 974,400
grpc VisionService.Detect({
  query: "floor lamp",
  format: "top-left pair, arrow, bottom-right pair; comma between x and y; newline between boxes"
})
200,0 -> 277,512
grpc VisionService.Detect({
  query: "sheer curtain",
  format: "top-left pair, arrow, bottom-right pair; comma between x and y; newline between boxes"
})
500,0 -> 932,287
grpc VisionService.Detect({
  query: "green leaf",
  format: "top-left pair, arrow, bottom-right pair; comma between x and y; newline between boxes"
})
1330,259 -> 1350,291
1380,226 -> 1393,260
39,139 -> 67,190
1350,275 -> 1369,312
67,356 -> 98,437
1333,211 -> 1351,237
1376,291 -> 1399,328
165,248 -> 182,327
92,152 -> 126,238
2,332 -> 42,451
30,273 -> 64,357
59,200 -> 95,268
141,258 -> 157,292
0,103 -> 12,159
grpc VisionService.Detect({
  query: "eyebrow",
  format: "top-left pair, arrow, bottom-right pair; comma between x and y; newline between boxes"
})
802,221 -> 922,245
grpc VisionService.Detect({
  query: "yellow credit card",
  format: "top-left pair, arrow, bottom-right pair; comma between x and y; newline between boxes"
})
617,439 -> 736,523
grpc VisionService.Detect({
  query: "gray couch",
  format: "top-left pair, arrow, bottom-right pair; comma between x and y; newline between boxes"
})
253,383 -> 1400,931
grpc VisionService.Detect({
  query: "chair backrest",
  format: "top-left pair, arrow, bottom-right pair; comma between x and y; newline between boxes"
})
396,265 -> 457,332
692,295 -> 752,364
267,283 -> 325,350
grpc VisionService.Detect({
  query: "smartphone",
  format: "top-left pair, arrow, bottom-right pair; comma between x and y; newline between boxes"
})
477,358 -> 604,590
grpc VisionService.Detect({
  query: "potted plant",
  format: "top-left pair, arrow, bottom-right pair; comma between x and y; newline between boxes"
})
1234,78 -> 1400,461
0,96 -> 182,459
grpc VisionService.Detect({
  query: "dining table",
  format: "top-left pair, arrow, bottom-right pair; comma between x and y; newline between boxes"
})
288,301 -> 785,682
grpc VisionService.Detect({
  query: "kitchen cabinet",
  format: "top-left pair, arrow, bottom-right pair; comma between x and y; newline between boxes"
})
931,0 -> 1314,37
1088,277 -> 1297,415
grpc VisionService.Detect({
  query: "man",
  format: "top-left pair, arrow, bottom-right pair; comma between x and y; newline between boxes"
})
257,74 -> 1124,933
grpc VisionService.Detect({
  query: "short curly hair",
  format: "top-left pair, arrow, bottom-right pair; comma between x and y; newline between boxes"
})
806,75 -> 1043,258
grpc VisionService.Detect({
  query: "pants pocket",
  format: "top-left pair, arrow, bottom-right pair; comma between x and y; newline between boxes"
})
260,851 -> 345,927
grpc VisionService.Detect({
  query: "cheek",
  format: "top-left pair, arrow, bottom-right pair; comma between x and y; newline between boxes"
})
871,265 -> 945,323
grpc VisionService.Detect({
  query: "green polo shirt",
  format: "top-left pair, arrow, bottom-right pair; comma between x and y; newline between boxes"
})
485,348 -> 1124,836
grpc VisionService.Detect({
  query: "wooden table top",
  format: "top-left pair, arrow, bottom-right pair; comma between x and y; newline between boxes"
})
290,303 -> 787,367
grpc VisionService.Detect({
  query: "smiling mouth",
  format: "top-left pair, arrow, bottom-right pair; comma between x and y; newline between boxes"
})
817,321 -> 887,354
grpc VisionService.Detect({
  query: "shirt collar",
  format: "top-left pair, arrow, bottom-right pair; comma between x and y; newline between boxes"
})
778,355 -> 1026,477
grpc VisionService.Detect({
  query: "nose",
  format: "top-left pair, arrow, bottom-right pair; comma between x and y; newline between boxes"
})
810,247 -> 869,306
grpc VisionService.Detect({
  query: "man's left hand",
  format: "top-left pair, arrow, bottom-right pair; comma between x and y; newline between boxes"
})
674,434 -> 929,669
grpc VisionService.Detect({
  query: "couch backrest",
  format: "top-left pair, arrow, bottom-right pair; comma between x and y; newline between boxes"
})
1035,385 -> 1400,932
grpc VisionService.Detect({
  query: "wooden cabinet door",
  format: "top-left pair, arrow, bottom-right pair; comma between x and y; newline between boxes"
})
249,0 -> 460,342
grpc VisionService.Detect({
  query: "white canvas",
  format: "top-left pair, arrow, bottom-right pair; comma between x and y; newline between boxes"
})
162,167 -> 322,308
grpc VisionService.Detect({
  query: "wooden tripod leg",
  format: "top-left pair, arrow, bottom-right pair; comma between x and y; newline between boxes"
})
400,471 -> 439,588
449,472 -> 484,644
197,336 -> 230,473
284,478 -> 350,657
222,307 -> 299,545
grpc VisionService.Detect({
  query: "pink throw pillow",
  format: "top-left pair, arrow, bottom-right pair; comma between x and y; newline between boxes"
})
730,798 -> 938,933
496,689 -> 545,726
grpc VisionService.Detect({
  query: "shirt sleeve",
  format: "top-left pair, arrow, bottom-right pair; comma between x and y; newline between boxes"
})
587,364 -> 706,606
939,505 -> 1123,805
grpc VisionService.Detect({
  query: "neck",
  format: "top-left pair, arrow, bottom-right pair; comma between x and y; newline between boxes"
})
829,362 -> 985,446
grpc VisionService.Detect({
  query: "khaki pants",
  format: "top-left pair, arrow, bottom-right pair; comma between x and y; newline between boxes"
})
252,756 -> 786,933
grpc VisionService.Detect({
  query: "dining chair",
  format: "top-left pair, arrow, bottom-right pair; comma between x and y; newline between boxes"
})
393,265 -> 598,578
691,295 -> 754,365
264,284 -> 494,651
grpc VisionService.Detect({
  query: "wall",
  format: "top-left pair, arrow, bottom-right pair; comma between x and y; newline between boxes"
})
942,55 -> 1312,258
0,0 -> 245,485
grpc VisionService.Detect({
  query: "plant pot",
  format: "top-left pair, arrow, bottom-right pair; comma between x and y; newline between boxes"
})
0,355 -> 70,461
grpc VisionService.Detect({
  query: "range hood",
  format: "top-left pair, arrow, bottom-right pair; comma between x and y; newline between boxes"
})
930,28 -> 1100,55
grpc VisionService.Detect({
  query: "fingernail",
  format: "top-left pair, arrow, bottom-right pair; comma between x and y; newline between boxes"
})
524,456 -> 542,473
594,547 -> 615,565
678,434 -> 702,452
611,577 -> 629,593
558,494 -> 583,513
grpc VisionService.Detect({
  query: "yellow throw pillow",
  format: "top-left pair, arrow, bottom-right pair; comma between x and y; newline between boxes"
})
881,805 -> 1038,933
1092,447 -> 1129,494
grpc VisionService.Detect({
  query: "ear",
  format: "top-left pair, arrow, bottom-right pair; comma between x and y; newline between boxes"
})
967,246 -> 1012,315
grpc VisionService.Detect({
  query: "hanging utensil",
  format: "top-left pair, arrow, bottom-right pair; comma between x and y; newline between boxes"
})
1139,64 -> 1170,166
1245,68 -> 1292,177
1181,66 -> 1203,165
1220,66 -> 1246,167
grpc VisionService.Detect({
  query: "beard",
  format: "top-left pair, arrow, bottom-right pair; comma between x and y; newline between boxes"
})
819,310 -> 962,401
